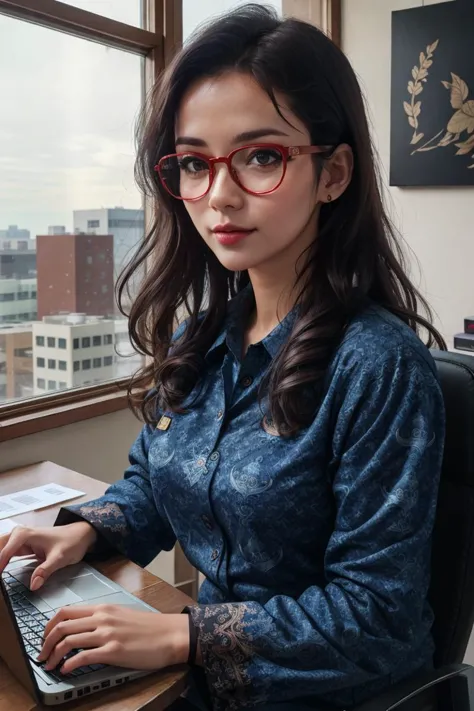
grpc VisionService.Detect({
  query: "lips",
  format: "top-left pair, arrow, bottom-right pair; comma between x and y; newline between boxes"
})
212,225 -> 255,246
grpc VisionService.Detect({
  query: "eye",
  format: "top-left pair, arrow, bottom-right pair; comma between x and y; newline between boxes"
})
178,156 -> 209,174
247,149 -> 283,167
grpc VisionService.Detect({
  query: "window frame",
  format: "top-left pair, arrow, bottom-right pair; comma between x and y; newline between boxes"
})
281,0 -> 341,46
0,0 -> 182,440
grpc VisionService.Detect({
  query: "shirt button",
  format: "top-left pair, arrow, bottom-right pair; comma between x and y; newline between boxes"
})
201,514 -> 213,531
217,410 -> 224,420
211,549 -> 219,561
209,451 -> 219,462
241,375 -> 253,388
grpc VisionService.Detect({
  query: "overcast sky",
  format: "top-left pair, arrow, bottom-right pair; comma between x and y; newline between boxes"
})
0,1 -> 142,239
0,1 -> 281,239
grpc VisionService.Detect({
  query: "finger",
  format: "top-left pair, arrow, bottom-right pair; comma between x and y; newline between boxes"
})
29,550 -> 67,591
43,605 -> 97,639
43,632 -> 99,671
39,617 -> 97,662
60,645 -> 112,675
0,528 -> 33,573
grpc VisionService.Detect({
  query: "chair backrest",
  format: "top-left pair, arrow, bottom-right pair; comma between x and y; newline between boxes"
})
430,349 -> 474,666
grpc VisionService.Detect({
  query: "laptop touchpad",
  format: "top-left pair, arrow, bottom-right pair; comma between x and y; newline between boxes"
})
39,573 -> 115,609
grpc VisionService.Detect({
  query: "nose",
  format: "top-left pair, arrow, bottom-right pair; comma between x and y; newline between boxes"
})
207,161 -> 245,212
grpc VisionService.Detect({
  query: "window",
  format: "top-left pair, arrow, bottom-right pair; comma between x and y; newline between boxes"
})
59,381 -> 67,389
101,284 -> 108,294
86,256 -> 93,265
36,357 -> 45,368
93,336 -> 101,346
93,357 -> 102,368
73,361 -> 80,372
37,378 -> 45,389
104,356 -> 113,366
82,337 -> 91,348
48,380 -> 57,391
0,1 -> 172,411
58,361 -> 67,371
48,359 -> 56,369
104,334 -> 113,345
62,1 -> 142,27
108,218 -> 145,228
47,337 -> 56,348
82,359 -> 91,370
14,348 -> 32,357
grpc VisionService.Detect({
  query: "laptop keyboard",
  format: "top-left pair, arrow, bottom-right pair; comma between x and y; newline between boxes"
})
2,572 -> 107,681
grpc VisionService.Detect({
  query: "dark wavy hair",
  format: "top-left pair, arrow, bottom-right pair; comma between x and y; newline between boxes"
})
117,3 -> 446,436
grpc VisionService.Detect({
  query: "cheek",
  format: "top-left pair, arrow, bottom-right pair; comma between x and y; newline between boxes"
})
261,173 -> 319,238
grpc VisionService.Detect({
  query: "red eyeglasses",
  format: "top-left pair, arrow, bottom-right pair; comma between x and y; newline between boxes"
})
154,143 -> 333,201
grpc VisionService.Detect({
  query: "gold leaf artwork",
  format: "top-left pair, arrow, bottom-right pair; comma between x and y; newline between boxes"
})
404,42 -> 474,169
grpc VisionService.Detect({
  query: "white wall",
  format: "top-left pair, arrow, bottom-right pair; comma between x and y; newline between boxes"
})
183,0 -> 282,42
342,0 -> 470,347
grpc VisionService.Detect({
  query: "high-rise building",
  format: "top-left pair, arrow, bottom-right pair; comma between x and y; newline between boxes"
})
0,324 -> 34,401
48,225 -> 67,235
36,233 -> 114,319
0,245 -> 36,279
32,314 -> 115,395
0,225 -> 30,240
73,207 -> 144,278
0,278 -> 37,324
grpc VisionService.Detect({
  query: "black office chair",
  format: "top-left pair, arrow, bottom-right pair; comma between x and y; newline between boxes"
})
353,350 -> 474,710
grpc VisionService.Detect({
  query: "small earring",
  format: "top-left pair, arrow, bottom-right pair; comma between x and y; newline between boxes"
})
327,194 -> 332,203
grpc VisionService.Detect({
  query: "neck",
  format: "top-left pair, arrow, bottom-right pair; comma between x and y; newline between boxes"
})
246,271 -> 295,339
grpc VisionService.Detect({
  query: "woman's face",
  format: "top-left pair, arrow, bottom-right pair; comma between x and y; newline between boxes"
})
174,72 -> 326,276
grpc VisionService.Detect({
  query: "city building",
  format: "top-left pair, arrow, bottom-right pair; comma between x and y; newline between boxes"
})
0,277 -> 37,324
73,207 -> 144,278
0,244 -> 36,278
48,225 -> 68,235
32,314 -> 116,395
0,323 -> 34,401
0,225 -> 30,240
36,232 -> 114,319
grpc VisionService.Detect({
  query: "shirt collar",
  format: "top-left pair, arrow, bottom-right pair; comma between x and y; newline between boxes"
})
205,284 -> 297,362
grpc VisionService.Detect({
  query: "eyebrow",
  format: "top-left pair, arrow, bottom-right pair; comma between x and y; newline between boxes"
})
175,127 -> 290,148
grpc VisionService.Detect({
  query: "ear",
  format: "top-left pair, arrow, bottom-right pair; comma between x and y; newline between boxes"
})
316,144 -> 354,204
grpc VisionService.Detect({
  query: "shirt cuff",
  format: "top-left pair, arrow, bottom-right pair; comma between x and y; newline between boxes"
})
54,501 -> 126,560
186,602 -> 255,702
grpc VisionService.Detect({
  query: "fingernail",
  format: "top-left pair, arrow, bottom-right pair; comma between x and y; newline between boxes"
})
30,577 -> 42,591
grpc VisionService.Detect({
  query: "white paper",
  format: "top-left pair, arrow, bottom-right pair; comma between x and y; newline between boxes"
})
0,518 -> 20,535
0,483 -> 85,520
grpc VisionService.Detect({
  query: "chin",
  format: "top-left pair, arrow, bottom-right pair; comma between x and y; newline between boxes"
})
214,253 -> 262,272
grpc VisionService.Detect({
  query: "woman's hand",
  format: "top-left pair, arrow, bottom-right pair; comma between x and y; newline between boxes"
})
0,522 -> 98,590
37,605 -> 190,674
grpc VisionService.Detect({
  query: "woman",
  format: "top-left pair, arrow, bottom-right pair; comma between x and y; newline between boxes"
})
0,5 -> 446,710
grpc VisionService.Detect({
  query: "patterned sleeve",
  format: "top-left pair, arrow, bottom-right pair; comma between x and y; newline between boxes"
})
55,423 -> 177,567
187,346 -> 446,710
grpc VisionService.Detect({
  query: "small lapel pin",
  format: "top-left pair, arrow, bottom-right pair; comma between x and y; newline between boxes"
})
156,415 -> 172,431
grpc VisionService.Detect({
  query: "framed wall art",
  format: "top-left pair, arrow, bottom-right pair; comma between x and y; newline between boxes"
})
390,0 -> 474,187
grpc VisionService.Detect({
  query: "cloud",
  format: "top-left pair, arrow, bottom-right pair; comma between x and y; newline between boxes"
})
0,6 -> 142,237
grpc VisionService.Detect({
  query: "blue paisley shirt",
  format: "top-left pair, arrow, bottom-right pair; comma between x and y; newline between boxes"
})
56,287 -> 445,710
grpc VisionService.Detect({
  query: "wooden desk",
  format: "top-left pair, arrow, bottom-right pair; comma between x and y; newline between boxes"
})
0,461 -> 192,711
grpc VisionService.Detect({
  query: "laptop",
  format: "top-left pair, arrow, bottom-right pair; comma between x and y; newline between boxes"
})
0,556 -> 159,705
